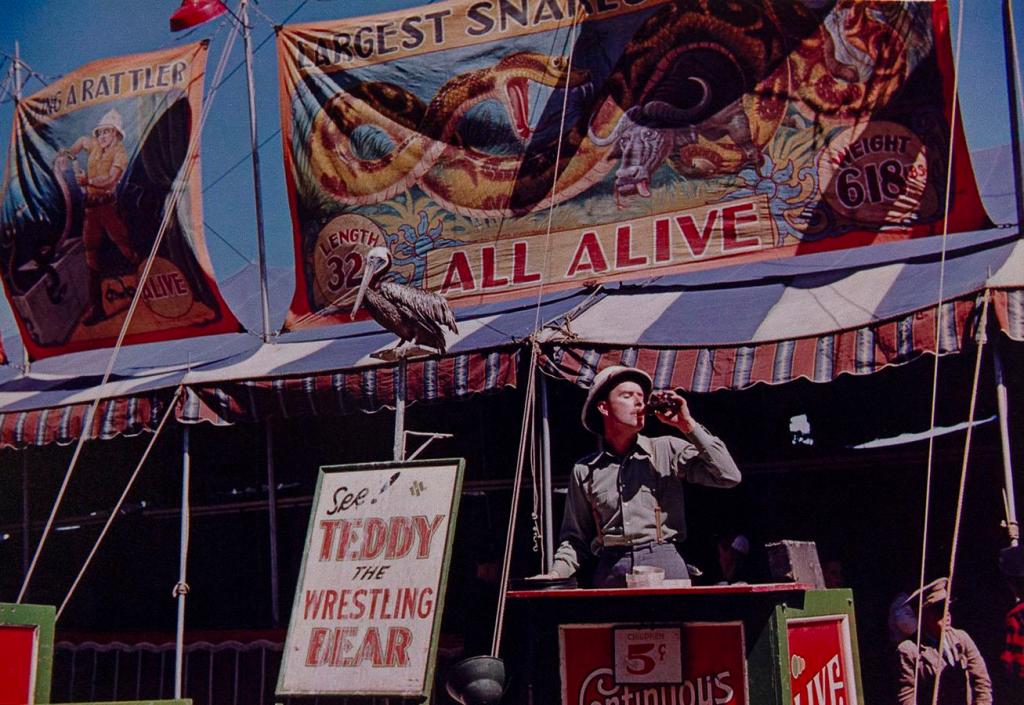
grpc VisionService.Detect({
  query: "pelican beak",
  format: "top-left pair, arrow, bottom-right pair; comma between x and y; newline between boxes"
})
351,250 -> 388,319
351,272 -> 371,319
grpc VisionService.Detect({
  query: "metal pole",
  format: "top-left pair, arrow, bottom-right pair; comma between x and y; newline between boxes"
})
993,340 -> 1020,545
265,419 -> 281,626
21,450 -> 30,579
13,47 -> 30,578
14,41 -> 29,375
12,42 -> 20,100
1004,0 -> 1024,230
174,427 -> 192,699
240,0 -> 273,343
394,358 -> 407,461
538,375 -> 554,571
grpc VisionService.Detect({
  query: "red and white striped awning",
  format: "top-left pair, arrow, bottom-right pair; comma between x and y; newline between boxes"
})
540,231 -> 1024,392
542,295 -> 983,392
0,392 -> 168,450
0,230 -> 1020,448
176,349 -> 518,426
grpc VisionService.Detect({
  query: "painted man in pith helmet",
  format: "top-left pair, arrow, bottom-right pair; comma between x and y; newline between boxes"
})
62,108 -> 141,325
532,365 -> 741,588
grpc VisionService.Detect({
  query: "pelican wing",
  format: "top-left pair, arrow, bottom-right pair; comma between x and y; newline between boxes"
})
378,281 -> 459,334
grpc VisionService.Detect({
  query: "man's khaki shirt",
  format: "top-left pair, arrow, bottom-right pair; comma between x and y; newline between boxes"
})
896,629 -> 993,705
551,427 -> 740,579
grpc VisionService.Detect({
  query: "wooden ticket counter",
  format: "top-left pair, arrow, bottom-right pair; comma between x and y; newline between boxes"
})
506,584 -> 862,705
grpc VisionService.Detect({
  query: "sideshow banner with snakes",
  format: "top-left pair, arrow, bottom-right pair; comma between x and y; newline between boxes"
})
277,0 -> 990,331
0,43 -> 240,361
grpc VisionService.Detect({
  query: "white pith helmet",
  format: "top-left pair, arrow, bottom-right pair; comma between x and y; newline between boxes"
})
94,109 -> 124,139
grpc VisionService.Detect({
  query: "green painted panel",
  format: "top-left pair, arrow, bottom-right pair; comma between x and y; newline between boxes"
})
0,602 -> 56,704
747,605 -> 784,704
772,589 -> 864,705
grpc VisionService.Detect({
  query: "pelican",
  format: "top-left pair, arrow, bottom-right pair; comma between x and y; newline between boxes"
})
351,246 -> 459,355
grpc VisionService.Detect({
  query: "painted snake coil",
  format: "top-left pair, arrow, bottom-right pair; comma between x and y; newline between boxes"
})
309,51 -> 601,217
308,0 -> 914,218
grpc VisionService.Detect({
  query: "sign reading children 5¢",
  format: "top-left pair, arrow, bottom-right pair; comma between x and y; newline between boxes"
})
816,121 -> 932,225
614,627 -> 683,684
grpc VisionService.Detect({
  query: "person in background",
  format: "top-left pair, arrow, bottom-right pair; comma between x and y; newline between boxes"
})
998,544 -> 1024,700
823,558 -> 846,589
895,577 -> 992,705
716,533 -> 751,584
889,592 -> 918,644
530,366 -> 740,588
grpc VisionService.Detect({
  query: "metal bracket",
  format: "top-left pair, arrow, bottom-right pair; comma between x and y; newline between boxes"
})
404,430 -> 454,461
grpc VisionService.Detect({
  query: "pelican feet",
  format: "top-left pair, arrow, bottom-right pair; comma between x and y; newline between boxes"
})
371,339 -> 442,361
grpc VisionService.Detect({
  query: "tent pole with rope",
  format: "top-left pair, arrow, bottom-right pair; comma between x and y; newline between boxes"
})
993,339 -> 1020,546
236,0 -> 273,346
538,372 -> 555,572
234,0 -> 284,630
174,422 -> 191,701
265,416 -> 281,627
999,0 -> 1024,549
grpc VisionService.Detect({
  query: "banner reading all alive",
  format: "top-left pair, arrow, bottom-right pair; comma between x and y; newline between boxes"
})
278,0 -> 990,331
0,43 -> 240,360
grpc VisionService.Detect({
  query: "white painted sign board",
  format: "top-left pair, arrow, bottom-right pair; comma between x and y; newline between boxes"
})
277,459 -> 465,699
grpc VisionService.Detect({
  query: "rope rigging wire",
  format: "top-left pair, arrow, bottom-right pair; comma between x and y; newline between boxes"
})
491,340 -> 539,657
0,49 -> 61,92
927,293 -> 991,705
0,59 -> 11,104
522,6 -> 588,565
487,9 -> 587,653
17,15 -> 243,605
202,0 -> 308,173
910,1 -> 977,702
999,0 -> 1024,553
193,0 -> 308,269
56,387 -> 184,620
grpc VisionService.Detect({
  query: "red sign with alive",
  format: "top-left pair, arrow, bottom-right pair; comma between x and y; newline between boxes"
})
787,616 -> 859,705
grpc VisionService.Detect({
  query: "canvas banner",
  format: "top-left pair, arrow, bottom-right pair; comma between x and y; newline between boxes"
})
0,43 -> 240,360
277,0 -> 990,331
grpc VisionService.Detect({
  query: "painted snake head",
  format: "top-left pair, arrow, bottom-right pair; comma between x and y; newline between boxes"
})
493,52 -> 592,142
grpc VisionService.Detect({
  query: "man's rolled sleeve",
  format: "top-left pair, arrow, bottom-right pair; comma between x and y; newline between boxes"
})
677,424 -> 741,487
962,632 -> 993,704
895,642 -> 919,705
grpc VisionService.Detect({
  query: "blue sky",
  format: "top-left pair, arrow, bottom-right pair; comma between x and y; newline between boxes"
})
0,0 -> 1018,285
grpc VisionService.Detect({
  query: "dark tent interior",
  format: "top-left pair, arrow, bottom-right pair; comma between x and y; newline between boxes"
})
2,331 -> 1021,703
